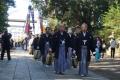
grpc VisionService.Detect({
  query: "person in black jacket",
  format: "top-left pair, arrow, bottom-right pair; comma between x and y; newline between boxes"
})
77,23 -> 94,76
73,26 -> 81,61
1,31 -> 12,60
53,24 -> 69,75
39,27 -> 52,65
32,34 -> 39,50
71,27 -> 80,68
67,28 -> 77,68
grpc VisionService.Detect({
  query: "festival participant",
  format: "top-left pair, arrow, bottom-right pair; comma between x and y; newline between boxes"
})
73,26 -> 81,62
39,27 -> 52,65
53,24 -> 69,75
77,23 -> 94,76
28,35 -> 35,55
67,28 -> 74,68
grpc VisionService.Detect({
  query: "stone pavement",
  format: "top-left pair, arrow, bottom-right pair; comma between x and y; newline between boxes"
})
0,48 -> 109,80
90,58 -> 120,80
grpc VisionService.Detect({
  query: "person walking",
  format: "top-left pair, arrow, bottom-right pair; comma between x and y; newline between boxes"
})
67,28 -> 74,69
53,24 -> 69,75
32,35 -> 39,51
28,35 -> 35,55
23,37 -> 28,51
77,23 -> 94,76
110,38 -> 116,58
39,27 -> 52,65
74,26 -> 81,62
32,34 -> 40,59
95,37 -> 102,62
71,27 -> 80,68
101,39 -> 106,58
1,31 -> 12,60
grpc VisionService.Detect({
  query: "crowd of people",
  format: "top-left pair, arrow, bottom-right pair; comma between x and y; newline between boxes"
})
0,22 -> 119,77
26,22 -> 119,77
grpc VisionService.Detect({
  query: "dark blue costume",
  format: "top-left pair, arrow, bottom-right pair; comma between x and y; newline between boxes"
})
53,31 -> 69,74
77,31 -> 94,76
1,32 -> 12,60
39,33 -> 52,64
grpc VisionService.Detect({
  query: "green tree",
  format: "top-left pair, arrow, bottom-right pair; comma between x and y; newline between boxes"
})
100,1 -> 120,39
102,3 -> 120,29
0,0 -> 15,32
48,17 -> 58,29
32,0 -> 118,26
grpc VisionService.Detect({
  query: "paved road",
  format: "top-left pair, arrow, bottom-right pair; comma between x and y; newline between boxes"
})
0,48 -> 109,80
90,58 -> 120,80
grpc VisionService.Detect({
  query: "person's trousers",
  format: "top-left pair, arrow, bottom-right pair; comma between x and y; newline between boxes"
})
111,48 -> 115,58
1,48 -> 11,60
42,55 -> 46,64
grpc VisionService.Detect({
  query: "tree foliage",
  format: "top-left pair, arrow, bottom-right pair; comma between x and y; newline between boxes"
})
100,1 -> 120,39
48,17 -> 58,29
32,0 -> 120,40
32,0 -> 120,27
102,2 -> 120,29
0,0 -> 15,32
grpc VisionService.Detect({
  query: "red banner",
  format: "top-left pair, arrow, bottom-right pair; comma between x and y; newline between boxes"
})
25,14 -> 30,34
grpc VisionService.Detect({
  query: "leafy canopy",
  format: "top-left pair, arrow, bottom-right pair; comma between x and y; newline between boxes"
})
0,0 -> 15,32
